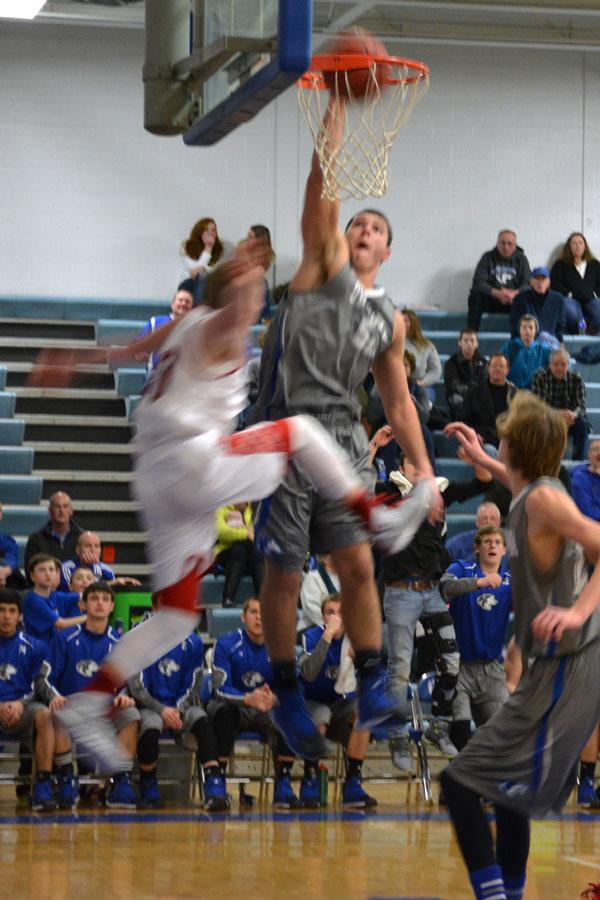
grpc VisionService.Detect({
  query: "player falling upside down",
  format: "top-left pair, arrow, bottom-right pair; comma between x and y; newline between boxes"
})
440,395 -> 600,900
33,240 -> 434,771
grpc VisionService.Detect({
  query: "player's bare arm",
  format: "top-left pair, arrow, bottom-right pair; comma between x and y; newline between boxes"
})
444,421 -> 510,488
291,97 -> 349,292
527,485 -> 600,640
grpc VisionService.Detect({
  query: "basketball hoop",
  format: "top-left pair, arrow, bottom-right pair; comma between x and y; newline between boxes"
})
297,52 -> 429,201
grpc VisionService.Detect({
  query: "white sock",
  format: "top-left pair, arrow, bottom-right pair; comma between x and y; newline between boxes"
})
106,607 -> 198,683
289,415 -> 363,502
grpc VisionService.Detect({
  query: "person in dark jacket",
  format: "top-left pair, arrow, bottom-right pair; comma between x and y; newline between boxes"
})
24,492 -> 82,575
462,354 -> 517,454
510,267 -> 567,342
467,230 -> 531,330
550,232 -> 600,334
444,330 -> 488,420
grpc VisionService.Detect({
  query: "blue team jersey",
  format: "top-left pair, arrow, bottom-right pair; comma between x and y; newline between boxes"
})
212,629 -> 272,701
140,633 -> 204,707
446,560 -> 512,662
300,625 -> 347,704
0,631 -> 45,703
22,590 -> 81,648
42,624 -> 120,697
60,558 -> 115,591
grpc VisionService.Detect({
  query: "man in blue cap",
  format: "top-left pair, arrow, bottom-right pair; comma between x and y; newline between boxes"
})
510,266 -> 569,344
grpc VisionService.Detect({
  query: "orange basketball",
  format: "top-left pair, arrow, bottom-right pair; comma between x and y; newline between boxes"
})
321,31 -> 391,100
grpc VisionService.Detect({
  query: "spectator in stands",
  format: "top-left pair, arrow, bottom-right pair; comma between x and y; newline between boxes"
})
214,503 -> 263,609
501,314 -> 552,389
136,288 -> 194,372
402,309 -> 442,401
60,531 -> 140,592
207,598 -> 300,809
181,217 -> 224,279
571,439 -> 600,522
462,353 -> 517,456
297,554 -> 340,632
550,232 -> 600,334
24,492 -> 82,573
531,348 -> 590,460
247,225 -> 275,323
440,527 -> 512,752
0,589 -> 58,811
467,229 -> 531,330
36,582 -> 140,809
444,329 -> 488,420
299,594 -> 376,808
69,567 -> 95,597
128,609 -> 223,810
445,501 -> 502,564
0,502 -> 26,589
22,555 -> 86,649
510,267 -> 567,342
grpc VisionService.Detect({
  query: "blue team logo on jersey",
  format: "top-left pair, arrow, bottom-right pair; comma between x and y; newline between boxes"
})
242,671 -> 265,689
0,663 -> 17,681
159,659 -> 180,677
76,659 -> 99,678
477,593 -> 498,612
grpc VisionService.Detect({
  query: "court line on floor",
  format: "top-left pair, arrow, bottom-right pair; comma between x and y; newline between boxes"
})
563,856 -> 600,872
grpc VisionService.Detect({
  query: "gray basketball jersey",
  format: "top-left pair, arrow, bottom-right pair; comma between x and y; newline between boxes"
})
506,476 -> 600,657
258,264 -> 396,421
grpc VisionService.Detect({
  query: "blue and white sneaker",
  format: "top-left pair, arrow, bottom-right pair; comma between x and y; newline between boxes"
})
271,688 -> 327,759
203,774 -> 231,812
139,775 -> 165,810
272,775 -> 301,809
578,776 -> 597,808
299,775 -> 320,809
357,672 -> 410,732
342,776 -> 377,808
55,691 -> 130,775
31,777 -> 58,812
57,774 -> 79,810
106,772 -> 137,809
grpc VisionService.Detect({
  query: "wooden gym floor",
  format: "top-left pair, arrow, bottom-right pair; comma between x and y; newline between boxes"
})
1,785 -> 600,899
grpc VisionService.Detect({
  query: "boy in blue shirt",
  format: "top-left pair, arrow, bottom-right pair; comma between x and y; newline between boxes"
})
36,582 -> 140,809
22,554 -> 86,650
0,589 -> 57,810
440,526 -> 512,753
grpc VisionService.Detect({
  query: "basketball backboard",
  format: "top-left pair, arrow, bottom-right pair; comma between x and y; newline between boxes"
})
144,0 -> 312,146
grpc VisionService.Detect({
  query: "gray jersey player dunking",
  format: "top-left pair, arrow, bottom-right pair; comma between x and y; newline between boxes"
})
443,394 -> 600,900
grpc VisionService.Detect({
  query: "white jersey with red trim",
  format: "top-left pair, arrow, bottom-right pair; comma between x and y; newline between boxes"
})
134,305 -> 248,452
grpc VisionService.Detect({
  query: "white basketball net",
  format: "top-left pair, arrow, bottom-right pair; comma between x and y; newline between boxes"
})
298,61 -> 429,201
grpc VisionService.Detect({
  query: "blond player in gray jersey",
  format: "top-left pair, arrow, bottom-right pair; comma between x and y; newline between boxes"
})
251,96 -> 441,759
440,394 -> 600,900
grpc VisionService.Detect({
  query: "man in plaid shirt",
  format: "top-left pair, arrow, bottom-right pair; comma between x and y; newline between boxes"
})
531,348 -> 590,460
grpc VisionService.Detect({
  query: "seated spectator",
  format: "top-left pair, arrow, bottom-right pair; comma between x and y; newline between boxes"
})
402,309 -> 442,402
24,492 -> 82,575
439,526 -> 512,752
444,329 -> 487,420
181,217 -> 223,279
60,531 -> 140,592
550,232 -> 600,334
69,566 -> 95,597
299,594 -> 376,808
207,598 -> 300,809
246,224 -> 275,323
467,229 -> 531,330
214,503 -> 263,609
531,348 -> 591,460
445,501 -> 502,564
36,582 -> 140,809
571,439 -> 600,522
128,601 -> 222,810
0,589 -> 57,811
297,554 -> 340,633
510,267 -> 567,342
136,288 -> 194,372
501,314 -> 552,389
462,353 -> 517,456
22,555 -> 86,650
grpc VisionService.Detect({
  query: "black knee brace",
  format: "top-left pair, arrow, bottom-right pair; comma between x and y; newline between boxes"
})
421,611 -> 459,668
137,728 -> 160,766
432,671 -> 458,718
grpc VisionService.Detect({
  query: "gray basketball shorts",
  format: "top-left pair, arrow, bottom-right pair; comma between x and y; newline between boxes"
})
452,659 -> 509,725
254,416 -> 375,572
139,706 -> 206,738
306,696 -> 357,746
446,641 -> 600,817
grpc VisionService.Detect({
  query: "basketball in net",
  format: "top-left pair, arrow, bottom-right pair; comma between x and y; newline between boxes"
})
297,29 -> 429,201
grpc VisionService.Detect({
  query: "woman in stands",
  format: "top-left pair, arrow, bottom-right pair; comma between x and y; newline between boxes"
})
181,216 -> 224,279
402,308 -> 442,403
550,232 -> 600,334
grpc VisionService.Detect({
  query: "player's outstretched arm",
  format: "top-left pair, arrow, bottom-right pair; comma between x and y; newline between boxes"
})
529,486 -> 600,640
444,421 -> 510,487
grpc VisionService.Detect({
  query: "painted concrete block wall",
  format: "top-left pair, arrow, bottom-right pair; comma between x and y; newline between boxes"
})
0,21 -> 598,311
